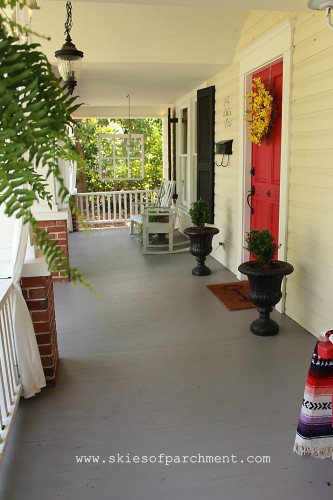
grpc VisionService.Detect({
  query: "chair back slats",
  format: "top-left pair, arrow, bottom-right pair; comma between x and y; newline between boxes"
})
155,180 -> 175,208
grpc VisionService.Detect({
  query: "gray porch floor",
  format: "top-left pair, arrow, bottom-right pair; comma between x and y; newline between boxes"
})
1,228 -> 332,500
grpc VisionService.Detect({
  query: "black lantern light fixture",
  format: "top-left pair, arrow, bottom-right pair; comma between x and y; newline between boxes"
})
55,1 -> 83,94
308,0 -> 333,30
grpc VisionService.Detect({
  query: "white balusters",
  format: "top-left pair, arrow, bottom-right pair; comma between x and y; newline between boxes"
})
75,190 -> 156,225
0,281 -> 22,461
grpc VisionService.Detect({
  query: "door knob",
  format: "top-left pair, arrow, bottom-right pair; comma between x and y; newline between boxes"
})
266,190 -> 271,197
247,186 -> 255,215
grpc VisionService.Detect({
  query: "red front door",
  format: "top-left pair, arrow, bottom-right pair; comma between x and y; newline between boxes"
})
250,61 -> 283,255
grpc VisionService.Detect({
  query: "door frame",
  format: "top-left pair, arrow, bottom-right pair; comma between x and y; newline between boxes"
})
237,19 -> 295,312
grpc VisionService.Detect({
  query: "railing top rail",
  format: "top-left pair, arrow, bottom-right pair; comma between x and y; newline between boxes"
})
76,189 -> 156,197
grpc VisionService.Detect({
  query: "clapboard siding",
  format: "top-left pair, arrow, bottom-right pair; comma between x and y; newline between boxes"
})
291,149 -> 333,168
289,183 -> 333,209
292,90 -> 333,116
290,167 -> 333,189
293,12 -> 326,45
288,218 -> 333,253
289,201 -> 333,229
287,260 -> 333,308
285,285 -> 330,336
293,28 -> 333,65
237,11 -> 290,53
209,65 -> 240,273
292,129 -> 333,151
292,109 -> 333,133
288,232 -> 333,268
287,271 -> 333,313
293,47 -> 333,83
293,68 -> 333,101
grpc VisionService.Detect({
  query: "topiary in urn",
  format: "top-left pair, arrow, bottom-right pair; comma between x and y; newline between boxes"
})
238,229 -> 293,336
184,199 -> 219,276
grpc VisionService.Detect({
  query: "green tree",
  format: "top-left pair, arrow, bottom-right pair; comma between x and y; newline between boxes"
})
75,118 -> 163,192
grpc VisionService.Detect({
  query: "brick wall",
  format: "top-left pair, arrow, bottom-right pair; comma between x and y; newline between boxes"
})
70,197 -> 80,232
36,219 -> 69,282
21,275 -> 59,386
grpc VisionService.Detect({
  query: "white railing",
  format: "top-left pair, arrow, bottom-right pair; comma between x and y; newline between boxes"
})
0,280 -> 22,462
75,189 -> 156,225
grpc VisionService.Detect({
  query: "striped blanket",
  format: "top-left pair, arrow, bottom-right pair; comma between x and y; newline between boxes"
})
294,341 -> 333,459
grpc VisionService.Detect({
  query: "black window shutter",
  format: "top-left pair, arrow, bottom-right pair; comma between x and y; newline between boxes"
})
197,86 -> 215,224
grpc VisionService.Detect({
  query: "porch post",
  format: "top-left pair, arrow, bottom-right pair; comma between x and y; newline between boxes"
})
21,273 -> 59,386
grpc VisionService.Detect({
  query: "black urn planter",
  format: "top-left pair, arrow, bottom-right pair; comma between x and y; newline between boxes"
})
238,260 -> 294,336
183,227 -> 219,276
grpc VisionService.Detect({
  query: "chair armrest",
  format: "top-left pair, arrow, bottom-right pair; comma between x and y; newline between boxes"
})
141,207 -> 175,224
143,206 -> 174,215
130,201 -> 156,216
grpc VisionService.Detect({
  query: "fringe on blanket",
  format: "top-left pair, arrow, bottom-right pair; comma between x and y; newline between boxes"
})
293,443 -> 333,459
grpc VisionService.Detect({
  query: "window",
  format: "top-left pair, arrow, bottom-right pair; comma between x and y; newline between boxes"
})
98,133 -> 144,181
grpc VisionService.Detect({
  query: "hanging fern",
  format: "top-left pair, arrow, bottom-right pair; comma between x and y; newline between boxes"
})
0,1 -> 91,289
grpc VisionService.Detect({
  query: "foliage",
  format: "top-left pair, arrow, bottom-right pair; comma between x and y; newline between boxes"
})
245,228 -> 280,266
0,0 -> 90,288
188,199 -> 210,229
244,77 -> 273,145
75,118 -> 163,192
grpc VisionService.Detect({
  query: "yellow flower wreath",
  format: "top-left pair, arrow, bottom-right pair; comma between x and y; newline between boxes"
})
244,77 -> 273,145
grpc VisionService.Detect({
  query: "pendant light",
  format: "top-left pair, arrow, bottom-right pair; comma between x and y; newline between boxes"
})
55,1 -> 84,94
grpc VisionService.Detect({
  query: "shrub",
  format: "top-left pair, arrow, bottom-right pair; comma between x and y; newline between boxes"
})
245,229 -> 279,266
188,199 -> 211,229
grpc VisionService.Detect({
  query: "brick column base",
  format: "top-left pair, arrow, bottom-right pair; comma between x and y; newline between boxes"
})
36,220 -> 70,282
21,275 -> 59,386
70,196 -> 80,232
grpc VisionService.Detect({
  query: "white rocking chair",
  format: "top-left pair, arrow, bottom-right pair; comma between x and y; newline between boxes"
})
129,179 -> 176,236
130,180 -> 186,254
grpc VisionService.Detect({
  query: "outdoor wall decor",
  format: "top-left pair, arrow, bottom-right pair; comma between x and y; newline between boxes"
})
244,77 -> 273,145
223,96 -> 232,130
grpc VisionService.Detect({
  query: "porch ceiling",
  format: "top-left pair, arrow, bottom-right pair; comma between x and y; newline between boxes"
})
34,1 -> 309,118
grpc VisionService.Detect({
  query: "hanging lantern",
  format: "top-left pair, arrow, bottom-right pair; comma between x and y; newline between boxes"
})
55,1 -> 84,94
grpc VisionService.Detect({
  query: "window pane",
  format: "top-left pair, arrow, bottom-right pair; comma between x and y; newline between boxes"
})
100,160 -> 114,180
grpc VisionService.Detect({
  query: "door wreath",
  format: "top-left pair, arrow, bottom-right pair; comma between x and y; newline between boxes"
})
244,76 -> 273,145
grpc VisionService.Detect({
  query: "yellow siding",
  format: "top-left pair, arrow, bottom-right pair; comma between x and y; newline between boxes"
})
286,11 -> 333,335
209,65 -> 240,272
236,11 -> 291,53
209,11 -> 295,273
205,10 -> 333,337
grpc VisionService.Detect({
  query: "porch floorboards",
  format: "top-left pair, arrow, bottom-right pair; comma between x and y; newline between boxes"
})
0,228 -> 332,499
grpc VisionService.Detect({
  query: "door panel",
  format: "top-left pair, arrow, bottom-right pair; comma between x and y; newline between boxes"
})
250,61 -> 283,255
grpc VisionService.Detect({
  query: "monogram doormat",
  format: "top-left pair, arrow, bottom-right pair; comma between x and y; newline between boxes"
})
207,281 -> 256,311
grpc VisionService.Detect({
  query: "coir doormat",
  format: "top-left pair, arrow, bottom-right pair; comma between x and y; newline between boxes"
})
207,281 -> 256,311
